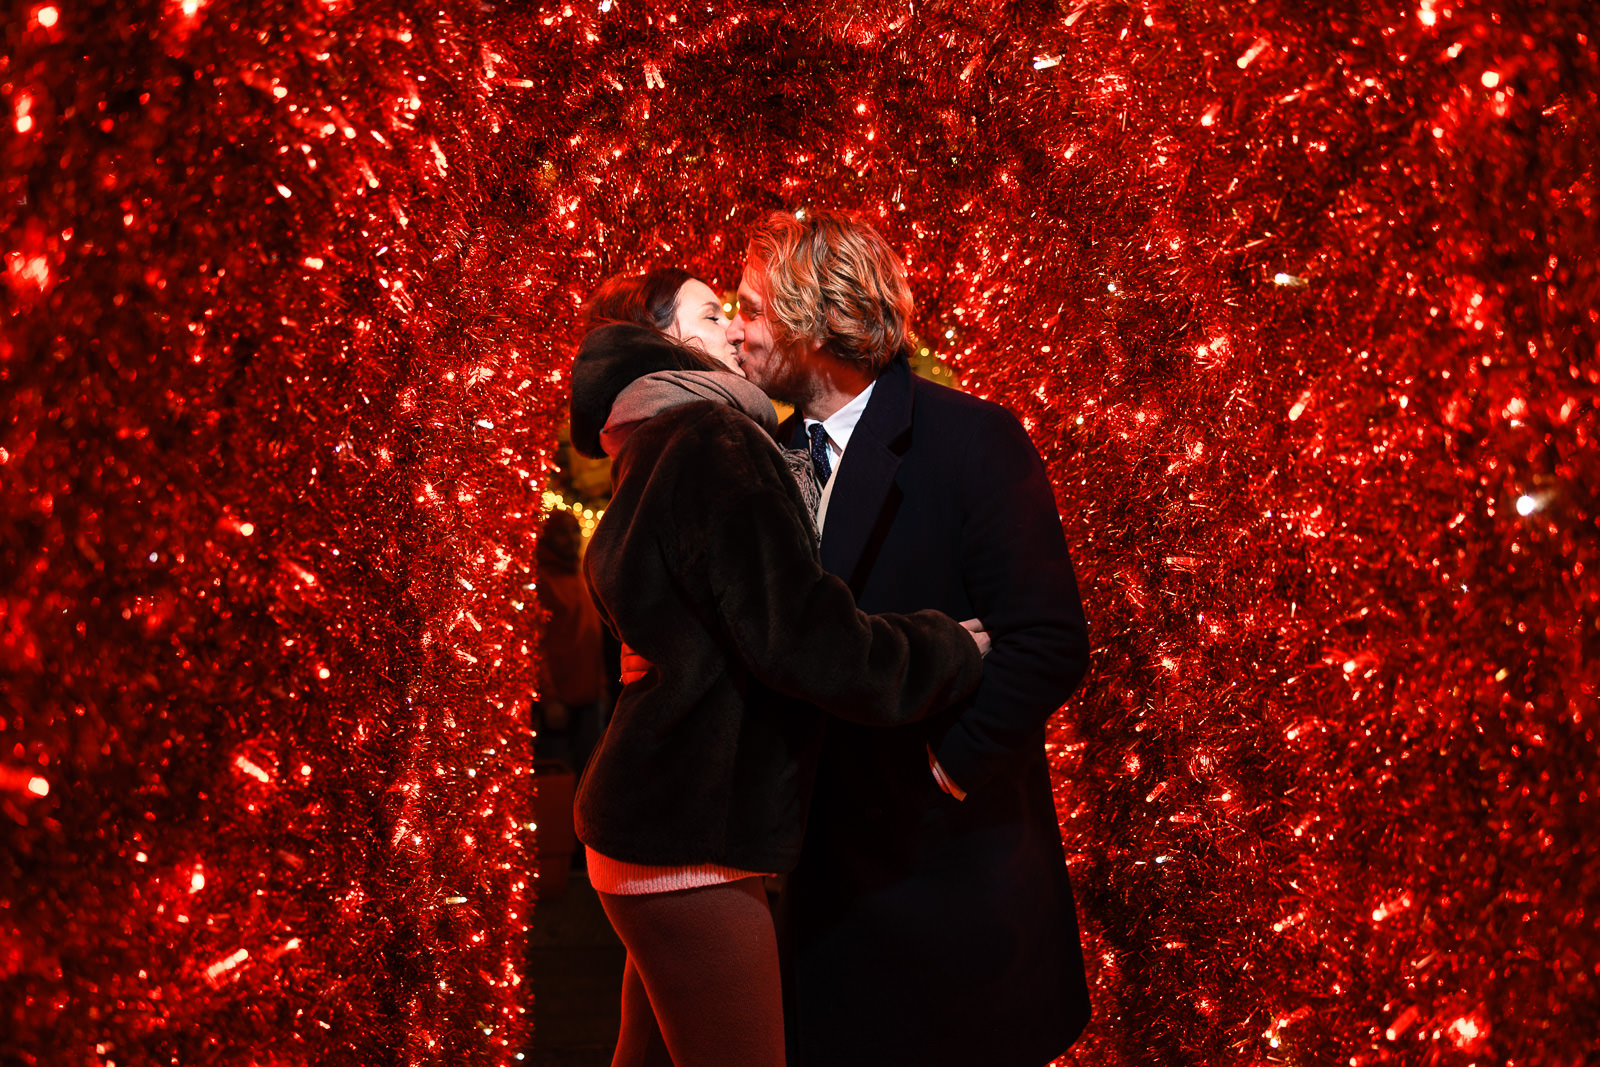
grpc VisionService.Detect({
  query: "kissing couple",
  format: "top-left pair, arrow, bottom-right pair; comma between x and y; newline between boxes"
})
566,209 -> 1091,1067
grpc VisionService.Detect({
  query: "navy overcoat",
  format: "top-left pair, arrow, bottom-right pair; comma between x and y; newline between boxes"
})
776,355 -> 1092,1067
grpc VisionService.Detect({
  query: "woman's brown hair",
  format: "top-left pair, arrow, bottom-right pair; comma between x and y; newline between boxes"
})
583,267 -> 697,332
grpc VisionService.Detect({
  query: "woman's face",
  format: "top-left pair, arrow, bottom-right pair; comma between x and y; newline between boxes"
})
669,279 -> 742,375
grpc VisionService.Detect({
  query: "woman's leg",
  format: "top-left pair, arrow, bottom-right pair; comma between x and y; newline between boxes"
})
611,955 -> 674,1067
599,878 -> 785,1067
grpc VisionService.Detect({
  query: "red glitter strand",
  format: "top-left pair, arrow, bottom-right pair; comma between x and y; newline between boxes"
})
3,1 -> 539,1062
4,0 -> 1597,1064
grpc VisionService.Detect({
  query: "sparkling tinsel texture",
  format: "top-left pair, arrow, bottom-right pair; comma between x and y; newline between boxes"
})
2,2 -> 542,1063
4,0 -> 1597,1065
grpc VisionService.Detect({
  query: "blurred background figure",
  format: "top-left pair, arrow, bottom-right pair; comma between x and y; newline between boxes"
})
535,508 -> 608,776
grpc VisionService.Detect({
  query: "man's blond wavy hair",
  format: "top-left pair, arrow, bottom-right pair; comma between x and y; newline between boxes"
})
746,209 -> 913,375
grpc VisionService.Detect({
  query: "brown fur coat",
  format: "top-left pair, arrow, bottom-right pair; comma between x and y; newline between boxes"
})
568,324 -> 982,871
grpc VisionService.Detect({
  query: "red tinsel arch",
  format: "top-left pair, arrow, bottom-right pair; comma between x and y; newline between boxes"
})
2,0 -> 1595,1064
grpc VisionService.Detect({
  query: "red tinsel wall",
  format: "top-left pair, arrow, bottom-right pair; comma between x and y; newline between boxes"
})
3,1 -> 1595,1065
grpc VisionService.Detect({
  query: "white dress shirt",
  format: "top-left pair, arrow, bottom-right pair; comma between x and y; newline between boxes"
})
802,379 -> 875,535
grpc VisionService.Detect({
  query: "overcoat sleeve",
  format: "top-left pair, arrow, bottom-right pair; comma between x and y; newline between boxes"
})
933,404 -> 1090,793
669,413 -> 984,726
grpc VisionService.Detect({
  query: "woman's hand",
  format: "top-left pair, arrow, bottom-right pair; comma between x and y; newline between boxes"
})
959,618 -> 991,657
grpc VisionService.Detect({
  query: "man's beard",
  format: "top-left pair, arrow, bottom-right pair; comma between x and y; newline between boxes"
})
748,344 -> 817,410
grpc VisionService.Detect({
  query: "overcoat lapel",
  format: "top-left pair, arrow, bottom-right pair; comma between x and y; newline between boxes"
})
817,357 -> 915,592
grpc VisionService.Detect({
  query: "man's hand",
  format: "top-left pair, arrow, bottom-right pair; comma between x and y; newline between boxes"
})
619,643 -> 650,685
959,618 -> 991,657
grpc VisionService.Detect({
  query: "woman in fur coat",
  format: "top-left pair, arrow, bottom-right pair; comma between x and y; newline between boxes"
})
565,268 -> 987,1067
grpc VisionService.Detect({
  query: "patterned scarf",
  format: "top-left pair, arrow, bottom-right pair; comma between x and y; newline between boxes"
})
599,369 -> 820,535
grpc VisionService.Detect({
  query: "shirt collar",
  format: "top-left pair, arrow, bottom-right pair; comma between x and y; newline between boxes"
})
802,379 -> 876,457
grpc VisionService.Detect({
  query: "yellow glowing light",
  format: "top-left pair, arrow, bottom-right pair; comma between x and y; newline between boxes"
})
238,522 -> 255,536
27,775 -> 49,797
1480,70 -> 1500,88
37,5 -> 59,27
15,115 -> 34,134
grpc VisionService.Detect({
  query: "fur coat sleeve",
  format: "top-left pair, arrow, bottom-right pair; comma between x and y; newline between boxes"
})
575,399 -> 982,870
605,400 -> 982,726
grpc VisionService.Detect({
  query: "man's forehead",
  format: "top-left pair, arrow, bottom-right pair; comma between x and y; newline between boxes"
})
738,260 -> 768,294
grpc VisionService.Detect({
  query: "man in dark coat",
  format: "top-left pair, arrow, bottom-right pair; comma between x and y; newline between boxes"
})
727,210 -> 1092,1067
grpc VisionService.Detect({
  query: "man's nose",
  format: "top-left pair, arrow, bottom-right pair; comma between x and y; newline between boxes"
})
727,315 -> 745,343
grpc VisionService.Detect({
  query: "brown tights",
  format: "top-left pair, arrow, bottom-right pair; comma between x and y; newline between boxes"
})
598,877 -> 785,1067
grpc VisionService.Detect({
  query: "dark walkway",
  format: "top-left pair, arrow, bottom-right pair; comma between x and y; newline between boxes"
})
527,866 -> 626,1066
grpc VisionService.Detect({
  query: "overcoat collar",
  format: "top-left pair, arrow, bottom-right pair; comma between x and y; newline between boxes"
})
786,355 -> 916,588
